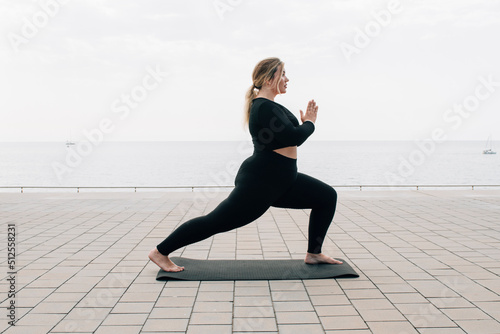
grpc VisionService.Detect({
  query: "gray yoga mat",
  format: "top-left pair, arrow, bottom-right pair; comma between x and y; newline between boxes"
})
156,257 -> 358,281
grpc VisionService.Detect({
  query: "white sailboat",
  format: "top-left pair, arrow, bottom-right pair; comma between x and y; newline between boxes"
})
483,135 -> 496,154
65,130 -> 76,148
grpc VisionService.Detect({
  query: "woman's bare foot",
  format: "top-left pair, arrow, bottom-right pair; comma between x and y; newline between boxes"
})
305,253 -> 343,265
148,248 -> 185,272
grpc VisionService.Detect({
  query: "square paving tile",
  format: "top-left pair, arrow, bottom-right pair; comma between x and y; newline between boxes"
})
275,311 -> 320,324
320,315 -> 368,330
278,324 -> 325,334
233,317 -> 278,332
142,318 -> 189,332
189,312 -> 232,325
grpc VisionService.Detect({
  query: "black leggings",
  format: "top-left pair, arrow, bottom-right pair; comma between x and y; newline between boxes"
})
157,149 -> 337,255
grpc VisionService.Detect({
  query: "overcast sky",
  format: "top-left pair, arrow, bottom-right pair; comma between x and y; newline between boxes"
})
1,0 -> 499,142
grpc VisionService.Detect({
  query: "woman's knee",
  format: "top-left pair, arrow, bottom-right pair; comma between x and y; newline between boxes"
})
318,185 -> 337,209
327,186 -> 338,205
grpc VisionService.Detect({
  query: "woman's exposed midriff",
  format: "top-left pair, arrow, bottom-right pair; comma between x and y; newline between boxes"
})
273,146 -> 297,159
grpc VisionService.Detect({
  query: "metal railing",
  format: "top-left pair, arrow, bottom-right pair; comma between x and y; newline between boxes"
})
1,185 -> 500,193
0,186 -> 234,193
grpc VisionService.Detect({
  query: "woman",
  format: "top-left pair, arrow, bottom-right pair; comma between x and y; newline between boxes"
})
149,57 -> 341,272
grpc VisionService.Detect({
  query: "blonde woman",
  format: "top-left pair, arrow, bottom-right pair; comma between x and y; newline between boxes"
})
149,57 -> 341,272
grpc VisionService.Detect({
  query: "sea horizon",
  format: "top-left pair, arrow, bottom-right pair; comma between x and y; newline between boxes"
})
1,140 -> 498,191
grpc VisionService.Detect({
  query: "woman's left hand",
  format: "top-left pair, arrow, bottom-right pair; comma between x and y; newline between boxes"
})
300,99 -> 318,124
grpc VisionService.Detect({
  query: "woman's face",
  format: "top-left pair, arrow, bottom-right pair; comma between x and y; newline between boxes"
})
270,65 -> 288,95
278,67 -> 289,94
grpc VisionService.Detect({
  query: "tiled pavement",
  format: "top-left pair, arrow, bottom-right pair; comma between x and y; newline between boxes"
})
0,189 -> 499,334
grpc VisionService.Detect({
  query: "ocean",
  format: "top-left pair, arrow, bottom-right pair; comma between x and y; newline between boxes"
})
0,141 -> 498,191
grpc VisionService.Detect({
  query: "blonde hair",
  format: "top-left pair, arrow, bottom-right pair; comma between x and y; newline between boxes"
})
244,57 -> 284,125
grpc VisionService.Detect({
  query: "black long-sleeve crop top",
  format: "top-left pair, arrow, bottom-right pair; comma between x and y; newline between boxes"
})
249,97 -> 315,152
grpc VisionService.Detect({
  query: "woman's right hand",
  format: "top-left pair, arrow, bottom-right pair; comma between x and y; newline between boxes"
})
300,99 -> 318,124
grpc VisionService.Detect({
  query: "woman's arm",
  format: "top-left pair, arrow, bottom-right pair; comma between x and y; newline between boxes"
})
258,105 -> 315,147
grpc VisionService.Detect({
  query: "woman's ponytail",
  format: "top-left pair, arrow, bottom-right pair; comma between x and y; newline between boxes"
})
244,85 -> 259,125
